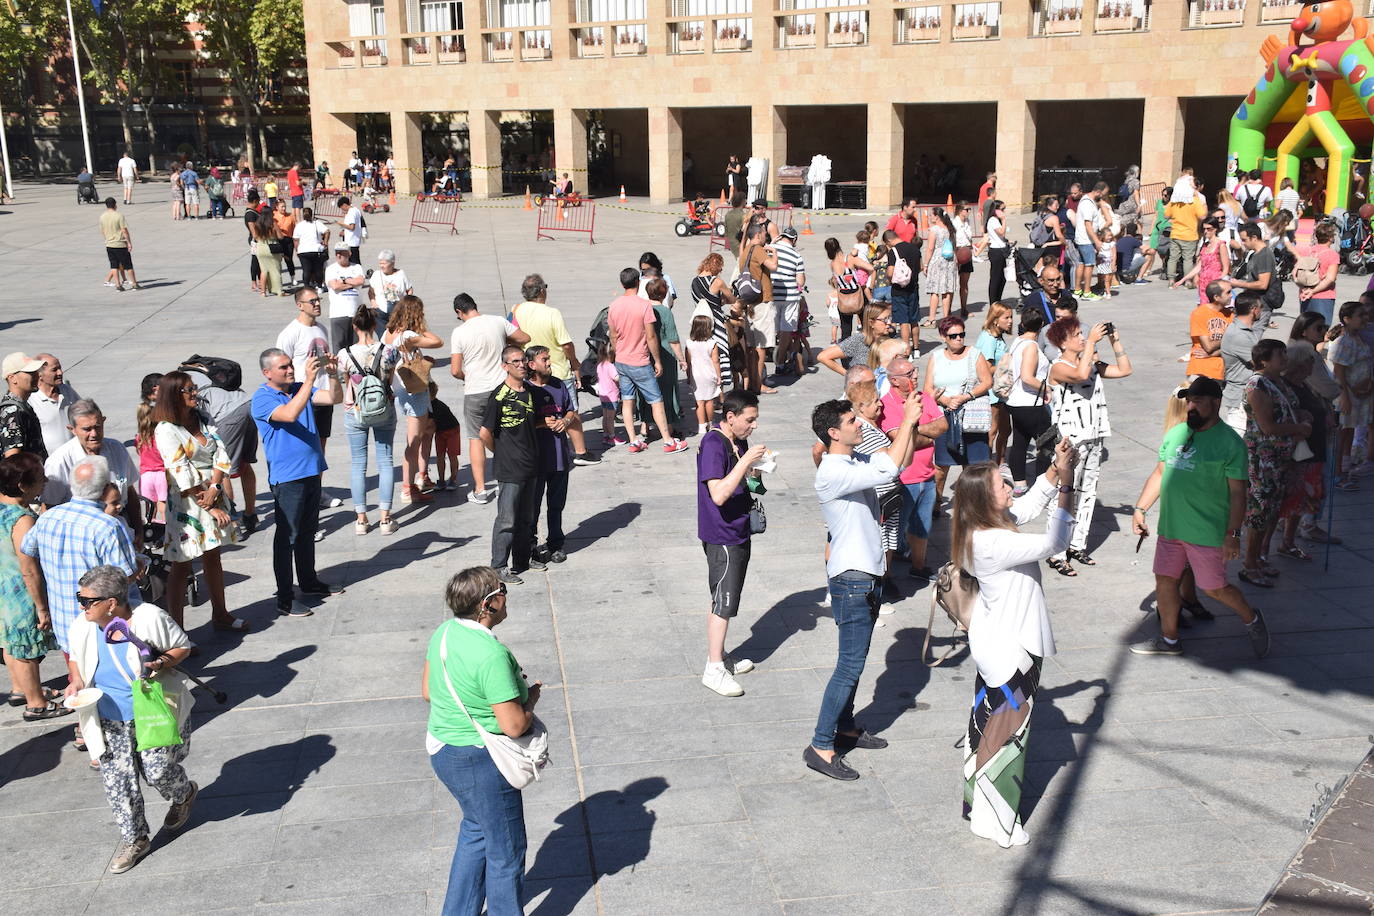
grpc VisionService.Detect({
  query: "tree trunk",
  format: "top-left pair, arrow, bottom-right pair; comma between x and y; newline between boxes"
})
141,102 -> 161,173
256,110 -> 268,169
119,105 -> 134,162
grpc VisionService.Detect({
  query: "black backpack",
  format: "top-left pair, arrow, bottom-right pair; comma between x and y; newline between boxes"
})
180,355 -> 243,391
1239,184 -> 1262,219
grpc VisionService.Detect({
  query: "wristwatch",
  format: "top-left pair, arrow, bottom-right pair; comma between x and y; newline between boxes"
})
1227,529 -> 1243,539
1132,506 -> 1148,514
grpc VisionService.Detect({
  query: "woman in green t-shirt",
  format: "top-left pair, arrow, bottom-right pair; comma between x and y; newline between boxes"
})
423,566 -> 541,916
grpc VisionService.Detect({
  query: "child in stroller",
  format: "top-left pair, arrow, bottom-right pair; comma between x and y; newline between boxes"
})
77,169 -> 98,204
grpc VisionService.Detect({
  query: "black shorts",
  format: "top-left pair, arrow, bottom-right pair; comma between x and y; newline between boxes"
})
703,540 -> 751,618
106,247 -> 133,270
313,403 -> 335,439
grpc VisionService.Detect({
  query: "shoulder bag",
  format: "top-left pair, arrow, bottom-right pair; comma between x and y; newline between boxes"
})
922,562 -> 978,667
713,429 -> 766,534
394,334 -> 432,394
439,622 -> 550,789
957,351 -> 992,434
834,256 -> 866,315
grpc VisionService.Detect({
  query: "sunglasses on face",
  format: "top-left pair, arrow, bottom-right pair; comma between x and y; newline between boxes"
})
302,297 -> 321,305
480,582 -> 508,607
945,332 -> 966,339
76,594 -> 114,608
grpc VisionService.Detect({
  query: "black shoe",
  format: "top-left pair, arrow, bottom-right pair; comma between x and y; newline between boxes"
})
300,581 -> 345,597
548,549 -> 567,564
277,600 -> 314,618
1181,600 -> 1215,621
532,545 -> 552,564
572,453 -> 602,466
496,568 -> 524,586
242,514 -> 259,536
835,729 -> 888,750
803,745 -> 860,781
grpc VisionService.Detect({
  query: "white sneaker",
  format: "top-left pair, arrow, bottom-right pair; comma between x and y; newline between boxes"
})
723,654 -> 754,675
820,591 -> 831,608
328,497 -> 344,508
702,662 -> 743,697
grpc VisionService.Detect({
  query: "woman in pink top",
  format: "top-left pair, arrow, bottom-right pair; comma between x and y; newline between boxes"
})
1172,217 -> 1229,304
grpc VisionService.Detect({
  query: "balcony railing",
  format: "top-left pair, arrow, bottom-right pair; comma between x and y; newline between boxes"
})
576,25 -> 607,56
405,33 -> 467,64
672,20 -> 707,51
1035,1 -> 1082,35
714,17 -> 753,49
779,13 -> 818,47
486,30 -> 517,61
612,23 -> 647,54
827,10 -> 867,45
1095,1 -> 1149,32
1188,0 -> 1245,27
951,2 -> 999,38
896,6 -> 941,42
1257,0 -> 1300,21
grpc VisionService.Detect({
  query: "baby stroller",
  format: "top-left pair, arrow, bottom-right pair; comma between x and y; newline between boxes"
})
1337,206 -> 1374,273
1010,242 -> 1043,299
76,175 -> 98,204
137,496 -> 200,609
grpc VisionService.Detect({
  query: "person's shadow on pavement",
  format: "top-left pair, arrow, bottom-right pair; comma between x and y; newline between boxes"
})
527,776 -> 667,915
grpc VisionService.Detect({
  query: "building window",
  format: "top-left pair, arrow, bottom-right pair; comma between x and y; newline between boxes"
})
486,0 -> 551,27
419,0 -> 464,30
576,0 -> 647,21
169,60 -> 194,101
952,1 -> 999,38
669,0 -> 751,14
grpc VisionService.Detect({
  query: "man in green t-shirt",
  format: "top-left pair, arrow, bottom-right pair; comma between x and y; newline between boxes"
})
98,198 -> 140,291
1128,377 -> 1269,658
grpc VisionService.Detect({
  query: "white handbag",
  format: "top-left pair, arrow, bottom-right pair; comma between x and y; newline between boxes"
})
439,622 -> 550,789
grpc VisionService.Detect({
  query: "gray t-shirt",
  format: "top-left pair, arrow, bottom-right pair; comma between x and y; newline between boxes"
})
1220,320 -> 1262,414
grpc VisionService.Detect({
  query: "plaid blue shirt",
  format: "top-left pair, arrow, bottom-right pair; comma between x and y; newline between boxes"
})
20,499 -> 141,653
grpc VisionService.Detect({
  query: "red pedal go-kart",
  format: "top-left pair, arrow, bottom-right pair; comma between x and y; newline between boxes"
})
675,201 -> 725,238
535,191 -> 584,208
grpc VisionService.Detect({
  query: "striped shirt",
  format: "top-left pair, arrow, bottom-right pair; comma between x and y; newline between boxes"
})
855,418 -> 900,500
20,499 -> 142,652
771,243 -> 805,302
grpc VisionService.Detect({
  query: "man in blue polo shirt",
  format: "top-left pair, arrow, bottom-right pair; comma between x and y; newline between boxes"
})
251,347 -> 344,617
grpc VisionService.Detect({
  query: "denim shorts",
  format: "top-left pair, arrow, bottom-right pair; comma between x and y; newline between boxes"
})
872,285 -> 892,303
614,361 -> 662,404
396,389 -> 431,418
1076,243 -> 1097,265
890,285 -> 919,327
901,479 -> 936,539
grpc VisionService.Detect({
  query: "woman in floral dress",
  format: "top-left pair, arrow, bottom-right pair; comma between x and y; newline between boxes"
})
922,208 -> 958,328
1241,340 -> 1310,588
153,371 -> 243,632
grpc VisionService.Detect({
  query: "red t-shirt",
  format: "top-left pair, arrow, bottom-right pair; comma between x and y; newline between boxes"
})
978,181 -> 994,207
885,213 -> 917,245
287,166 -> 303,197
606,294 -> 657,367
879,388 -> 943,484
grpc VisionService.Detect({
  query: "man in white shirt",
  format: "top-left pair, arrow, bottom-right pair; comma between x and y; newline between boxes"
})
324,242 -> 367,352
339,196 -> 364,265
31,353 -> 81,456
450,293 -> 530,503
1237,170 -> 1273,219
115,151 -> 138,204
346,152 -> 360,190
1073,183 -> 1106,300
40,399 -> 142,541
804,393 -> 926,781
276,287 -> 334,453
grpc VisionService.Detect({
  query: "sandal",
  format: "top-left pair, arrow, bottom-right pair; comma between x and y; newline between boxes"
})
1238,567 -> 1273,588
1181,599 -> 1215,621
1257,557 -> 1280,577
211,616 -> 251,633
1276,544 -> 1311,562
1046,557 -> 1078,577
23,701 -> 74,721
1066,548 -> 1097,566
8,686 -> 59,707
919,317 -> 936,328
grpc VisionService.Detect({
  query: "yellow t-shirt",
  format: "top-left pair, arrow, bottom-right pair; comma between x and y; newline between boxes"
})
511,300 -> 575,380
264,180 -> 279,198
99,210 -> 128,248
1164,199 -> 1206,242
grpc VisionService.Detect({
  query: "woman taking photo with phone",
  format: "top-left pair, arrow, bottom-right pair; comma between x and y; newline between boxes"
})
952,439 -> 1077,848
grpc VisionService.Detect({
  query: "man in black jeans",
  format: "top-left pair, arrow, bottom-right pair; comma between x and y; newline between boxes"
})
250,348 -> 345,617
481,345 -> 554,586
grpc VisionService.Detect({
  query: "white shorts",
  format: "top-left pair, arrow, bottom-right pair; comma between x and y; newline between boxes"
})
183,187 -> 199,206
776,299 -> 800,333
746,301 -> 777,348
122,177 -> 134,190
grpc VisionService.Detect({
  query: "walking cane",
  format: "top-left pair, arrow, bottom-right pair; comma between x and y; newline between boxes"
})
102,618 -> 227,704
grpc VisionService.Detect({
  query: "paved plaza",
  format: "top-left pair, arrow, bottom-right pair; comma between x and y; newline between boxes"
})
1,183 -> 1373,915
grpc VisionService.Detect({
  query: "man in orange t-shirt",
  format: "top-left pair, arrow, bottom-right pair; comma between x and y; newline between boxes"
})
1186,280 -> 1232,379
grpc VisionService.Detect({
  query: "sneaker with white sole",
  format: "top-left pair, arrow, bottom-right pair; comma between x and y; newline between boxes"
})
702,662 -> 743,697
163,781 -> 198,830
724,654 -> 754,675
1129,636 -> 1183,656
1247,607 -> 1271,658
109,836 -> 151,874
471,488 -> 495,505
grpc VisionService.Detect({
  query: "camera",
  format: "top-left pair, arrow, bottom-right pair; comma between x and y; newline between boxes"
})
1102,322 -> 1115,337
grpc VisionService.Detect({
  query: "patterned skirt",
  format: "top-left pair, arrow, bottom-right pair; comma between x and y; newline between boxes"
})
963,650 -> 1041,847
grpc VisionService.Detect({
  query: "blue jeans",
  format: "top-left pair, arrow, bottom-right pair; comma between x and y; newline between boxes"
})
344,410 -> 396,512
1305,297 -> 1335,326
431,743 -> 527,916
491,477 -> 538,571
531,471 -> 568,552
812,571 -> 881,750
872,284 -> 892,304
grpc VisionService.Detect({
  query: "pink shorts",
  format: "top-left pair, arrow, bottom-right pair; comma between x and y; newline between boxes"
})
1152,537 -> 1227,591
139,469 -> 168,503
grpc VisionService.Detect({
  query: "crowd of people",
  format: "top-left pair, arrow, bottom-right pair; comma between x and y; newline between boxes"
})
11,161 -> 1374,900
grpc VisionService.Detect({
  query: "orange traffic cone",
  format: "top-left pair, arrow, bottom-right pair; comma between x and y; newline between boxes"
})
389,187 -> 397,206
719,188 -> 727,205
945,194 -> 954,210
801,214 -> 815,235
619,184 -> 627,203
523,186 -> 533,210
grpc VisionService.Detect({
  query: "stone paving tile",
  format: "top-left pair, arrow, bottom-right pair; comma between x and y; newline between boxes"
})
3,185 -> 1374,912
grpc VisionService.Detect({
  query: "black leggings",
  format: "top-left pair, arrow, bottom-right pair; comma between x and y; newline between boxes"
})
1008,404 -> 1052,484
988,248 -> 1009,305
299,252 -> 326,288
279,246 -> 296,279
839,311 -> 854,340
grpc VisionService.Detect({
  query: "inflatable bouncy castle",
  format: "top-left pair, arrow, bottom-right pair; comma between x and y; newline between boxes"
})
1230,1 -> 1374,213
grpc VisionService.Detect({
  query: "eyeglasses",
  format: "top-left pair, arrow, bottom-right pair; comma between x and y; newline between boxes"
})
179,386 -> 197,395
301,297 -> 321,305
945,332 -> 966,339
505,358 -> 526,366
76,594 -> 115,608
479,582 -> 508,609
872,315 -> 891,324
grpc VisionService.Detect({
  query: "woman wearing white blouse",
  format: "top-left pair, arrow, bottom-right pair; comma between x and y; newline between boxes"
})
950,440 -> 1078,848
